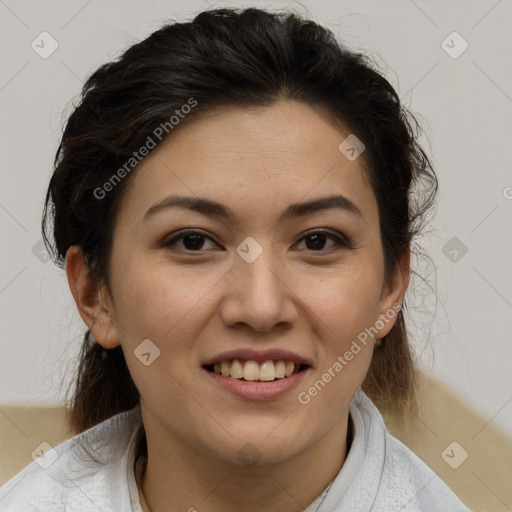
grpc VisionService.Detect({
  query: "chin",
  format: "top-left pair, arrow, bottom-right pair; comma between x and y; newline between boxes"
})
204,431 -> 306,468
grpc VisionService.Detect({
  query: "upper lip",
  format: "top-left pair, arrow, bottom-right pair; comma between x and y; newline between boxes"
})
202,348 -> 313,367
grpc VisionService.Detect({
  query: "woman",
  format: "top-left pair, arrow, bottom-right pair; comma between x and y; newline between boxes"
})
0,7 -> 473,511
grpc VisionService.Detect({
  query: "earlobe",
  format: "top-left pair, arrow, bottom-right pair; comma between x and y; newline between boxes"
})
65,245 -> 121,349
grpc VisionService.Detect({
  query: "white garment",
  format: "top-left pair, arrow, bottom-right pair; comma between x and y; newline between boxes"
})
0,388 -> 473,511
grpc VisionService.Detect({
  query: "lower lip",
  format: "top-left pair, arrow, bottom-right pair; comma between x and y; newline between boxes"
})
203,368 -> 310,400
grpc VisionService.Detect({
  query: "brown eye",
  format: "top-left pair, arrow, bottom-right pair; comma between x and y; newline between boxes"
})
163,230 -> 217,252
296,230 -> 350,252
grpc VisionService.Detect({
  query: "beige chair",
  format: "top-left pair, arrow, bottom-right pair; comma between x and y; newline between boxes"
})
377,371 -> 512,512
1,370 -> 511,511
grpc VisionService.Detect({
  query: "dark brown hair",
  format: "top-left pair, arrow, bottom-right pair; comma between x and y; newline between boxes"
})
42,7 -> 436,436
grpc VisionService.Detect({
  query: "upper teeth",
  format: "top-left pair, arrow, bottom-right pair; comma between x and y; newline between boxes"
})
212,360 -> 299,381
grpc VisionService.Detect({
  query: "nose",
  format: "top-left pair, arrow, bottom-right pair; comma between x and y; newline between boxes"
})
219,244 -> 299,332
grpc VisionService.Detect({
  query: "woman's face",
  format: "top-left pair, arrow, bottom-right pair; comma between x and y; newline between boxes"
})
77,99 -> 408,466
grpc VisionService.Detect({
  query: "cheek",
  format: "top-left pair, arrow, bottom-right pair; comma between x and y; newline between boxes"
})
113,264 -> 212,401
114,259 -> 217,340
296,274 -> 377,413
299,264 -> 382,345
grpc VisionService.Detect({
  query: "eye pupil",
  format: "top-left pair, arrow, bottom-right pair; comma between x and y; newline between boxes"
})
183,233 -> 205,250
305,233 -> 327,251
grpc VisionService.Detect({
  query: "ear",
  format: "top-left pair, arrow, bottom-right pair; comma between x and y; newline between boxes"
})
65,245 -> 121,349
373,244 -> 411,339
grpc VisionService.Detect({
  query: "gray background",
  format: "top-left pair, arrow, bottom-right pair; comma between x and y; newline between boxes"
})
0,0 -> 511,439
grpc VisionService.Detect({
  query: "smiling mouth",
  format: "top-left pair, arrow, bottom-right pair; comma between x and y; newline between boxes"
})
203,359 -> 310,382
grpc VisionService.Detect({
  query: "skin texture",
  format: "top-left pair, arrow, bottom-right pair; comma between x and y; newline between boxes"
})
66,99 -> 410,512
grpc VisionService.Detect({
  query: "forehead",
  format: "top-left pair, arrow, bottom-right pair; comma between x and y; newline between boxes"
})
117,100 -> 378,228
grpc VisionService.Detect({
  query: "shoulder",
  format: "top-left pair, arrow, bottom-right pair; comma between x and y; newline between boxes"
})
376,433 -> 472,511
0,405 -> 142,511
353,391 -> 473,511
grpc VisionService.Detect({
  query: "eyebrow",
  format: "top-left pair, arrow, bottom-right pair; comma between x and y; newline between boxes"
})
143,194 -> 365,223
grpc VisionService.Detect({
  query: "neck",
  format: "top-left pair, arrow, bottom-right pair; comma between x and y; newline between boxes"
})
135,415 -> 353,512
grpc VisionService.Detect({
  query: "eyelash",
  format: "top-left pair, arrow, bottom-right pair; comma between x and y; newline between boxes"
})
162,229 -> 351,254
